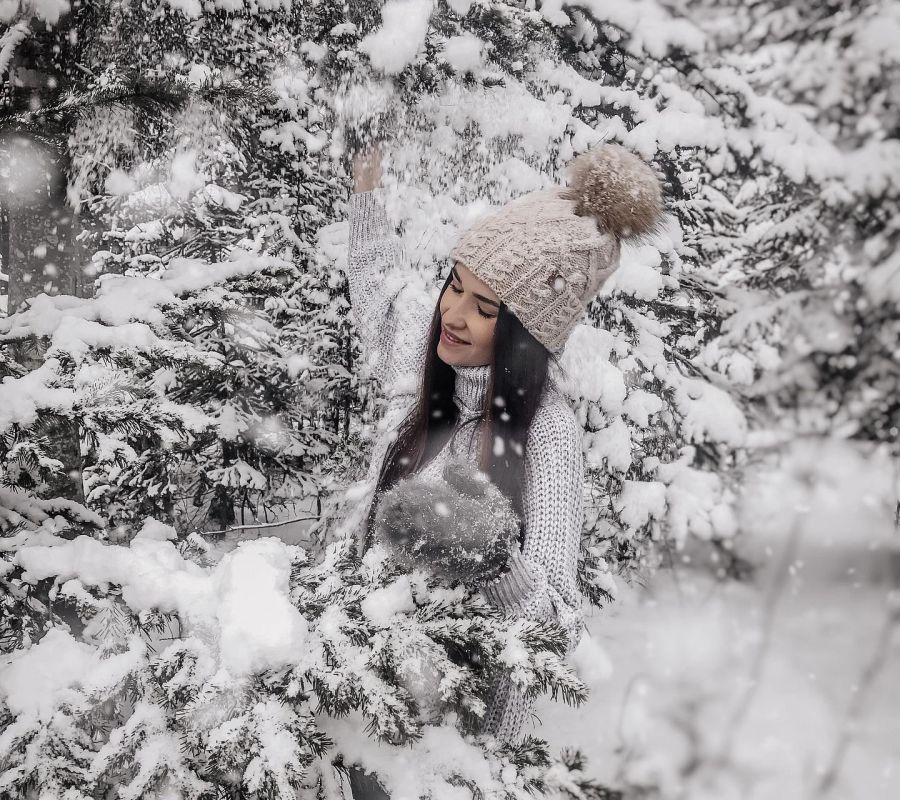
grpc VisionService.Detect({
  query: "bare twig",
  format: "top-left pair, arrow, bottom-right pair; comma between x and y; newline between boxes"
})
716,516 -> 803,760
195,514 -> 320,538
814,600 -> 900,797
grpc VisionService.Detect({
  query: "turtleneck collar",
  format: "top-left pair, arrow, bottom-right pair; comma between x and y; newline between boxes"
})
451,363 -> 491,418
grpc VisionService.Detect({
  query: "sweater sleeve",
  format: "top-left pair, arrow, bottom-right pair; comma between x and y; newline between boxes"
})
476,397 -> 586,744
346,188 -> 435,396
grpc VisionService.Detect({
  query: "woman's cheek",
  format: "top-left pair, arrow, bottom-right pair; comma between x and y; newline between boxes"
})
479,320 -> 497,352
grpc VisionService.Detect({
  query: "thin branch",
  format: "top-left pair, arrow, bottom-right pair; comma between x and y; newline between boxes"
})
195,514 -> 321,538
814,601 -> 900,796
715,515 -> 803,761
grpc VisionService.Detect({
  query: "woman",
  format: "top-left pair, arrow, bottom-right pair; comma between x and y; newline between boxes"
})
344,140 -> 664,798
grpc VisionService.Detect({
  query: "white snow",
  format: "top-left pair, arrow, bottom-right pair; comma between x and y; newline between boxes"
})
548,1 -> 707,58
105,167 -> 138,196
622,388 -> 664,427
186,62 -> 212,87
671,375 -> 748,447
319,712 -> 504,798
11,534 -> 311,678
0,627 -> 102,719
440,33 -> 485,74
613,479 -> 667,535
169,150 -> 207,201
584,416 -> 632,473
0,0 -> 69,25
650,446 -> 738,542
199,183 -> 245,211
609,247 -> 674,301
538,564 -> 900,800
358,0 -> 434,76
360,575 -> 416,628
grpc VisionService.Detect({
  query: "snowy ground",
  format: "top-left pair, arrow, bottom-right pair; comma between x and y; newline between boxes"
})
538,557 -> 900,800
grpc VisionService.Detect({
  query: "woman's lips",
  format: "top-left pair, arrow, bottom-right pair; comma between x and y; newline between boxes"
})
441,326 -> 469,346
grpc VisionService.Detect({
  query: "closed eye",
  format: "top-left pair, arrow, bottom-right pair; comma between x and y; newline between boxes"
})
450,283 -> 496,319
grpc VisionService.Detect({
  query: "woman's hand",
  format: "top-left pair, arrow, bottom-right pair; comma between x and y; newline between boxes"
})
352,144 -> 383,193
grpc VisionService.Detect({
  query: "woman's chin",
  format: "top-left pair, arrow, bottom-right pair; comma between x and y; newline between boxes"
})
437,341 -> 473,366
436,342 -> 458,365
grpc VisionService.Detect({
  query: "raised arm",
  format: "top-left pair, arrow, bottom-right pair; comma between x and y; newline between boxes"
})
347,146 -> 434,394
477,394 -> 586,743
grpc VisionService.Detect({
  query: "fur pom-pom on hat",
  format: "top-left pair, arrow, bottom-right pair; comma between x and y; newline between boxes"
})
449,140 -> 667,352
561,142 -> 664,239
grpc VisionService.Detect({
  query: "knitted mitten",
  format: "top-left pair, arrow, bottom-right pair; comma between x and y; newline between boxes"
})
374,458 -> 520,584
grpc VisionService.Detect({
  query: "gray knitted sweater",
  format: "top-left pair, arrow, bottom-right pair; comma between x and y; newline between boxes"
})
346,188 -> 586,745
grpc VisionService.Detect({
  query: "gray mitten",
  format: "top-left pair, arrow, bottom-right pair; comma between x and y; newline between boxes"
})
374,458 -> 520,584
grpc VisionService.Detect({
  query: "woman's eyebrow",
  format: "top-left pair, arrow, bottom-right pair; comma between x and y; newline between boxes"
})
451,266 -> 501,308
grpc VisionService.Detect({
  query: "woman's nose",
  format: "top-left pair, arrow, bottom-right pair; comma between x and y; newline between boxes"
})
444,312 -> 465,331
443,300 -> 467,330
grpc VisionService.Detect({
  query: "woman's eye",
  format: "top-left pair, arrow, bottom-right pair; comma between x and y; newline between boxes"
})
448,283 -> 494,318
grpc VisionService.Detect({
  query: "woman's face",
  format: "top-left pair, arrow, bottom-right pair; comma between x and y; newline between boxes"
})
437,262 -> 500,367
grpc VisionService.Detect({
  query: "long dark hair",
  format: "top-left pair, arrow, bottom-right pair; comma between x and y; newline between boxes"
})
363,270 -> 555,553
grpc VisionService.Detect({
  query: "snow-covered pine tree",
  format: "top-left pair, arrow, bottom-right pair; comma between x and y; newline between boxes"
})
1,2 -> 613,796
311,0 -> 752,598
0,522 -> 601,798
0,1 -> 353,544
683,0 -> 900,467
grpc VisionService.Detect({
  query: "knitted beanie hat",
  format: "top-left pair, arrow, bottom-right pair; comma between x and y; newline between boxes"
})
449,142 -> 665,353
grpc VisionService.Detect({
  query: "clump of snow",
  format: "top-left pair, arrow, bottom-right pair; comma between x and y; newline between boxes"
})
585,416 -> 632,473
358,0 -> 434,76
613,479 -> 667,535
13,534 -> 310,678
0,358 -> 76,430
124,219 -> 166,242
299,41 -> 326,63
169,150 -> 207,201
198,183 -> 245,211
208,459 -> 268,491
440,33 -> 485,74
559,325 -> 626,412
0,628 -> 144,720
105,168 -> 137,196
672,375 -> 748,446
321,711 -> 502,797
133,518 -> 177,541
186,62 -> 212,87
286,353 -> 313,377
164,0 -> 202,17
622,388 -> 664,427
651,447 -> 738,542
360,575 -> 416,627
609,247 -> 674,301
445,0 -> 472,15
537,0 -> 706,57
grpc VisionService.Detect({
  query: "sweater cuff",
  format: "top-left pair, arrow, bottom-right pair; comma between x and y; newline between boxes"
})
349,188 -> 390,250
480,549 -> 541,615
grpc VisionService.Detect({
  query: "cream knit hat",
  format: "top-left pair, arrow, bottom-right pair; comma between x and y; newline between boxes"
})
449,143 -> 665,353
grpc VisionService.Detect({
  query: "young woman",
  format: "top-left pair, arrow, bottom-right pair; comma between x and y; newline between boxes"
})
344,141 -> 663,798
